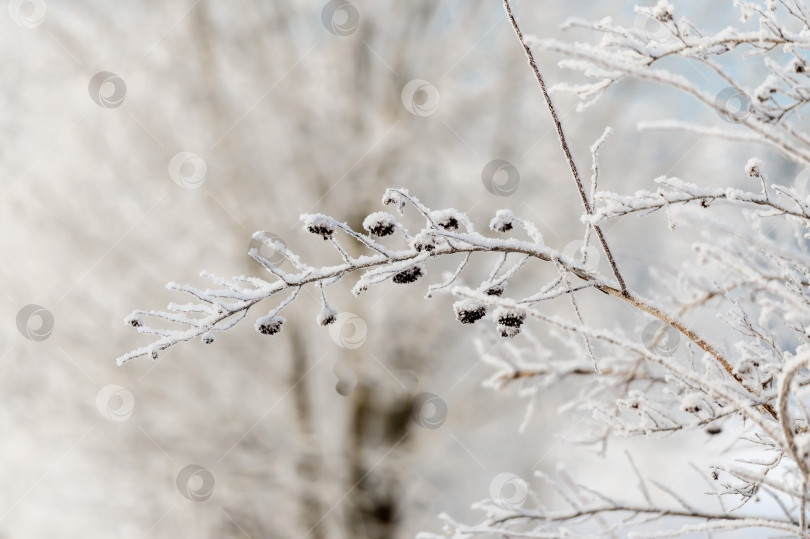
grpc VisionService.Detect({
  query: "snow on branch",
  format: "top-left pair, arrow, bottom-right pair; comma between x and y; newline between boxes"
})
118,188 -> 609,365
117,0 -> 810,536
528,0 -> 810,166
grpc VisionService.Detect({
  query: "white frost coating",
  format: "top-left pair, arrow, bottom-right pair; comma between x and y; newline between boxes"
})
745,157 -> 765,178
316,304 -> 338,326
430,208 -> 474,233
651,0 -> 674,22
255,314 -> 285,335
117,1 -> 810,537
362,211 -> 398,237
489,209 -> 517,233
300,213 -> 335,238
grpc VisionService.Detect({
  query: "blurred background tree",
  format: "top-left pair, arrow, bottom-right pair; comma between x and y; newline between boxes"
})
0,1 -> 726,537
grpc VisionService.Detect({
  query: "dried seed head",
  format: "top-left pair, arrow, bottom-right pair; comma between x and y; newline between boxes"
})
431,209 -> 465,232
256,315 -> 285,335
652,0 -> 673,22
363,212 -> 397,237
484,282 -> 506,296
453,301 -> 487,324
745,157 -> 764,178
317,305 -> 338,326
439,216 -> 458,231
490,209 -> 517,233
302,214 -> 335,239
412,230 -> 438,253
754,76 -> 779,103
497,325 -> 521,338
382,189 -> 407,214
201,332 -> 215,344
126,314 -> 143,328
393,264 -> 424,284
352,282 -> 368,296
495,307 -> 525,328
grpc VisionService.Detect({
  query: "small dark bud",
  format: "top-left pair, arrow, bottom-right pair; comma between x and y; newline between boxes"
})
655,11 -> 672,22
382,190 -> 407,213
490,210 -> 517,233
126,315 -> 143,328
201,333 -> 215,344
706,424 -> 722,435
653,1 -> 673,22
484,282 -> 506,296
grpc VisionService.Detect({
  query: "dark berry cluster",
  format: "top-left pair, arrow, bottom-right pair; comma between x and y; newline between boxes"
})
370,222 -> 394,237
484,282 -> 505,296
317,306 -> 338,326
363,212 -> 397,237
393,265 -> 424,284
490,210 -> 516,233
438,215 -> 459,231
495,308 -> 525,338
453,301 -> 487,324
412,232 -> 438,253
307,223 -> 334,239
257,316 -> 284,335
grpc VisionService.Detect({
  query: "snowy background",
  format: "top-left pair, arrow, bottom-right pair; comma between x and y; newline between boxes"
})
0,0 -> 779,537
